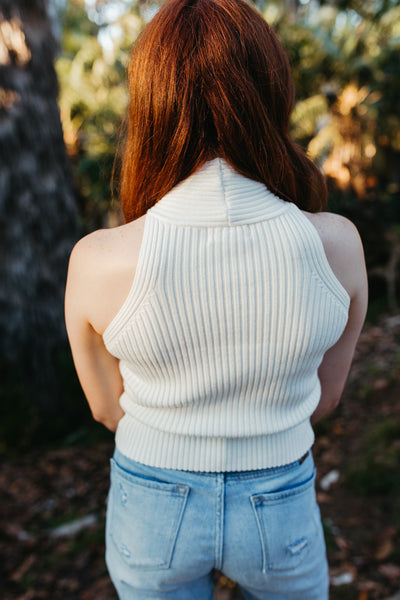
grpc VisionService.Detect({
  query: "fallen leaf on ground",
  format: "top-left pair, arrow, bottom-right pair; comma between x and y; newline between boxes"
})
375,538 -> 393,561
378,564 -> 400,580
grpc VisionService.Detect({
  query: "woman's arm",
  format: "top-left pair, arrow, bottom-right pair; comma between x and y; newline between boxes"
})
65,235 -> 125,432
311,289 -> 367,424
306,213 -> 368,425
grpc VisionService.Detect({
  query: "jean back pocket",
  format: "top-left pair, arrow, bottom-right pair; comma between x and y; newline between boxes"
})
250,469 -> 318,572
108,458 -> 189,570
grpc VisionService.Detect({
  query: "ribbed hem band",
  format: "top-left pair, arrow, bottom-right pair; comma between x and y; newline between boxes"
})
115,414 -> 315,472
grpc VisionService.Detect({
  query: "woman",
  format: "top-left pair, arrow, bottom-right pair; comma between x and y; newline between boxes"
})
65,0 -> 368,598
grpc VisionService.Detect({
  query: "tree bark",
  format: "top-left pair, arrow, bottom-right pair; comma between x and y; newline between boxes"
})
0,0 -> 79,413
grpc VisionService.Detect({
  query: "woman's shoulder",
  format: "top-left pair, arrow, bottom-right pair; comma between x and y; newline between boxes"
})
67,216 -> 146,334
301,210 -> 367,300
302,211 -> 362,253
70,216 -> 146,265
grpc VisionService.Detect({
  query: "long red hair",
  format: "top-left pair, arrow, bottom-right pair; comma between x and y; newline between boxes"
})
118,0 -> 327,222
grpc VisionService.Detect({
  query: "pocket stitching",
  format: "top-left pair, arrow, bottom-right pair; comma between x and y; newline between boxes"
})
111,458 -> 188,495
109,459 -> 190,570
251,471 -> 315,505
250,470 -> 317,572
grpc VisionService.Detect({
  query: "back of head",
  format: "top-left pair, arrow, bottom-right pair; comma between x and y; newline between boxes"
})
119,0 -> 327,222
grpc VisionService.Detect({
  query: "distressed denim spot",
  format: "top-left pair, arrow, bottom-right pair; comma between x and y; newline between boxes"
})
118,482 -> 128,505
288,537 -> 308,555
119,542 -> 131,558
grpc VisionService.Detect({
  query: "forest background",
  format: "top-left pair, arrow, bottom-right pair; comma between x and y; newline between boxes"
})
0,0 -> 400,599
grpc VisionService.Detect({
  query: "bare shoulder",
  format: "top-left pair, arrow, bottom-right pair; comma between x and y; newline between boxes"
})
302,211 -> 361,248
302,211 -> 367,299
70,216 -> 146,267
66,216 -> 146,334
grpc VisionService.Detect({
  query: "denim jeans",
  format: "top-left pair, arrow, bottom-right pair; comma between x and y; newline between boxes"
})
106,447 -> 329,599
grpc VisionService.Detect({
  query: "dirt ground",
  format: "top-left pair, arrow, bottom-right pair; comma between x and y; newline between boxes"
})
1,316 -> 400,600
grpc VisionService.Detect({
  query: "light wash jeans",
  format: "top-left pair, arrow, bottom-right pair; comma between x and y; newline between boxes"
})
106,447 -> 329,600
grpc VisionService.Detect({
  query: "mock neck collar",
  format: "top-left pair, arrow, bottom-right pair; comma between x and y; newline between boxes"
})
148,158 -> 290,226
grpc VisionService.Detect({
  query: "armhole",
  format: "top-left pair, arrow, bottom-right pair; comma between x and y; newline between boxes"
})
296,207 -> 351,310
103,215 -> 154,347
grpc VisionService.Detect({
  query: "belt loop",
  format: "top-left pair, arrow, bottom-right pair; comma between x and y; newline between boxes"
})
299,451 -> 309,465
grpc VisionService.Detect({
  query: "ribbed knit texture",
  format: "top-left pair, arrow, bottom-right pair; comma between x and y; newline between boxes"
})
103,159 -> 350,471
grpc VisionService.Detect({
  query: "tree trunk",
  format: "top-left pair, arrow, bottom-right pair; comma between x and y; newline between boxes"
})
0,0 -> 79,414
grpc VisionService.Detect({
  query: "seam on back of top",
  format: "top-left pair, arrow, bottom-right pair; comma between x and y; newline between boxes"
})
217,157 -> 232,226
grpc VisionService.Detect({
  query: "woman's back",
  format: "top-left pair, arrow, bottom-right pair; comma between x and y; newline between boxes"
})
69,159 -> 365,473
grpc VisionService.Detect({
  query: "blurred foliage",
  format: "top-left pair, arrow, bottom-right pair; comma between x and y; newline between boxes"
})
0,346 -> 99,457
56,0 -> 400,300
56,0 -> 144,229
0,356 -> 34,455
345,417 -> 400,496
282,2 -> 400,201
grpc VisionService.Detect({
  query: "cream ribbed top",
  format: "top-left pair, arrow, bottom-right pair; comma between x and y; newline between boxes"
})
103,159 -> 350,471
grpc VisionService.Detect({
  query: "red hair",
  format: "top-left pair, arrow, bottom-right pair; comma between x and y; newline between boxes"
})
118,0 -> 327,222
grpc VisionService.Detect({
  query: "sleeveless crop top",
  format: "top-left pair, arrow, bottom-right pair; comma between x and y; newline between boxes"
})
103,158 -> 350,471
